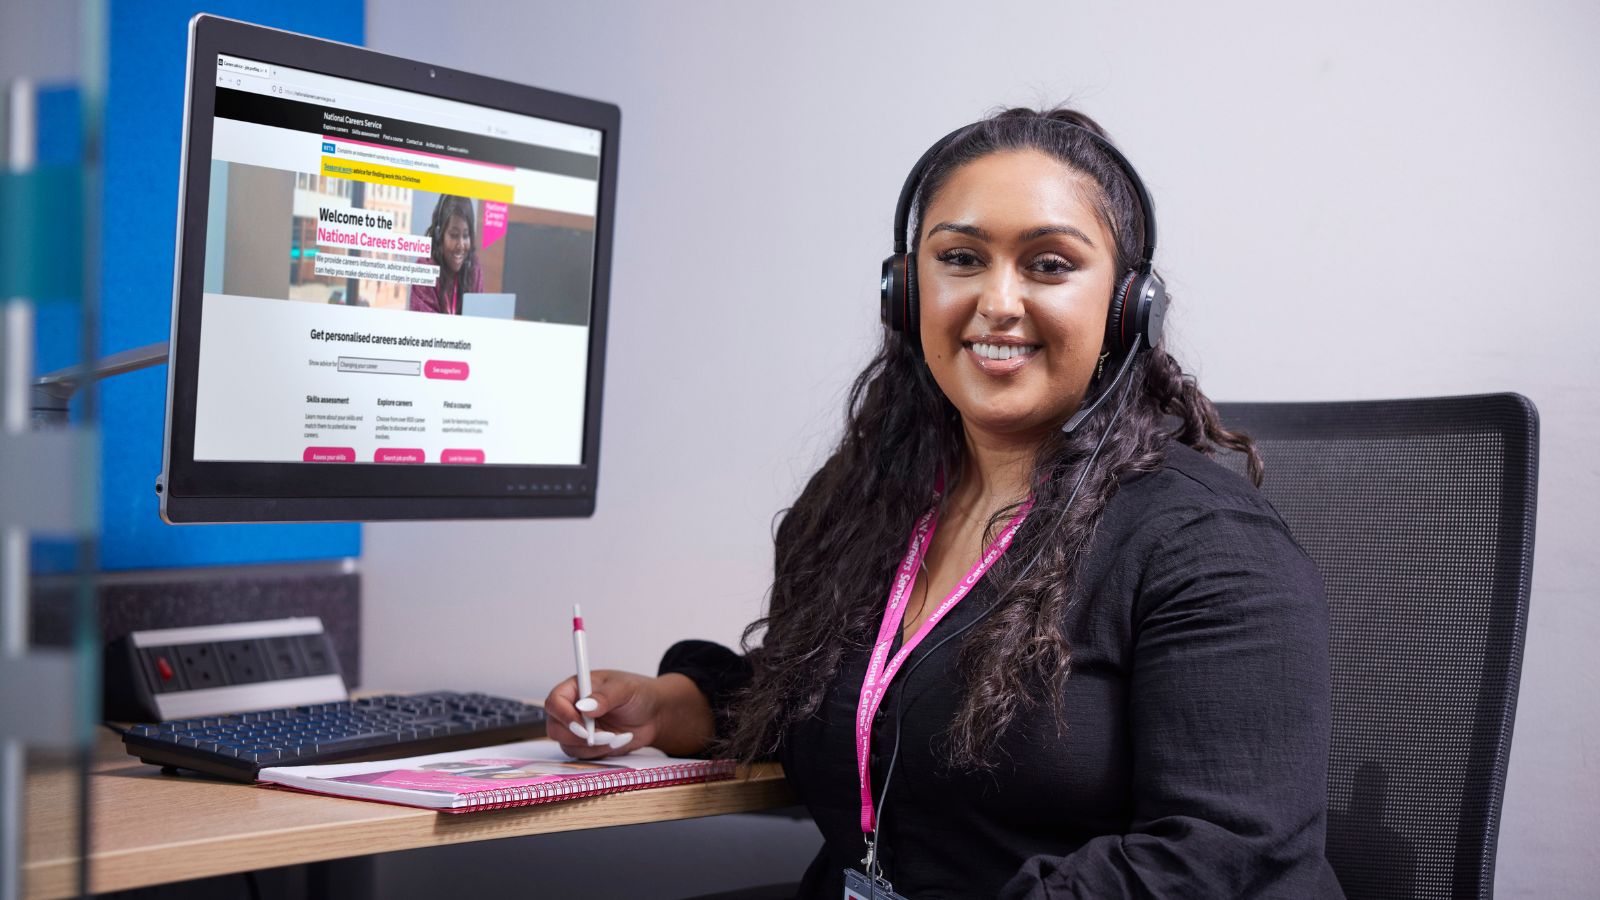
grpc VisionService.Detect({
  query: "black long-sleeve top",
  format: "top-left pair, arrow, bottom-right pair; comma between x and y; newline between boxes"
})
661,443 -> 1345,899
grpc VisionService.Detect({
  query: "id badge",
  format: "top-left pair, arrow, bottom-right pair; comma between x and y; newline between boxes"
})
844,867 -> 909,900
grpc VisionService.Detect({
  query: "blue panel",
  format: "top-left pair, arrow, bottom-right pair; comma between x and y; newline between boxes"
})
31,87 -> 86,575
34,87 -> 82,168
31,87 -> 86,376
100,0 -> 364,570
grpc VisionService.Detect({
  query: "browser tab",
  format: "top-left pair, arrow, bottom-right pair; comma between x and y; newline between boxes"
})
217,55 -> 271,78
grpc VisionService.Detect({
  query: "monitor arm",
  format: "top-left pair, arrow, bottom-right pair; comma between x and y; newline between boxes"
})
32,341 -> 168,428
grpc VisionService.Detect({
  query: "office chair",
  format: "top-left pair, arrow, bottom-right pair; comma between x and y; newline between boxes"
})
1213,394 -> 1537,900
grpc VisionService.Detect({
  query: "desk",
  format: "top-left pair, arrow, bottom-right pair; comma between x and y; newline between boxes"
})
24,728 -> 794,899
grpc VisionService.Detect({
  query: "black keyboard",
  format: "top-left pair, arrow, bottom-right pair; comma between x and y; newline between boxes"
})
119,691 -> 547,782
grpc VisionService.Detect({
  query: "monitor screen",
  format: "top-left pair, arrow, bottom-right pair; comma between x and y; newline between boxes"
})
160,16 -> 619,522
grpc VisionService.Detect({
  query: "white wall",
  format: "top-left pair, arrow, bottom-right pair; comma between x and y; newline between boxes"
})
363,1 -> 1599,895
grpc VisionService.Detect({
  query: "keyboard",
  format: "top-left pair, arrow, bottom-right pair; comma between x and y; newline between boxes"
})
119,691 -> 548,782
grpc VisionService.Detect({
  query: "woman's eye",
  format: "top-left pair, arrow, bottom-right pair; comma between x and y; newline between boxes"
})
935,249 -> 982,268
1031,255 -> 1075,276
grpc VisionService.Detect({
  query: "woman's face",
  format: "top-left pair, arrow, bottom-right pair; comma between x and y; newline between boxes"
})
916,149 -> 1118,443
440,213 -> 472,273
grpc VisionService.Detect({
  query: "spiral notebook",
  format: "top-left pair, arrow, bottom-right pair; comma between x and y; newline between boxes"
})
258,739 -> 735,813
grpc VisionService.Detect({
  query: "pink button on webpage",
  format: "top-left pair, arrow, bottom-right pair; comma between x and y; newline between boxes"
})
424,360 -> 469,380
374,448 -> 426,463
440,449 -> 485,464
303,447 -> 356,462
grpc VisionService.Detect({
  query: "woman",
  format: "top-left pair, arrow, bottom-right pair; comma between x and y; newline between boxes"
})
543,108 -> 1343,898
408,194 -> 482,314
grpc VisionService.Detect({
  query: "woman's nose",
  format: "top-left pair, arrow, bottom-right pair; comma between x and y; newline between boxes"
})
977,268 -> 1025,325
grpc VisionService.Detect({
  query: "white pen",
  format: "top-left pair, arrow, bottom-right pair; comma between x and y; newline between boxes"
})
572,604 -> 595,746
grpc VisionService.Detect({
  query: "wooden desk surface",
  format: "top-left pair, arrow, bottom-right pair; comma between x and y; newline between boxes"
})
24,728 -> 793,899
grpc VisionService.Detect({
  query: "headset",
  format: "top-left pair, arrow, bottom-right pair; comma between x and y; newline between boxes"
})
878,118 -> 1169,397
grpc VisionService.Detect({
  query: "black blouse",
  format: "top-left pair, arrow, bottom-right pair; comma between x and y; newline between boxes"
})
661,443 -> 1345,899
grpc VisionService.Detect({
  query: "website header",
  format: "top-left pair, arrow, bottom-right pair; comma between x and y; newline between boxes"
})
215,54 -> 602,158
215,88 -> 600,181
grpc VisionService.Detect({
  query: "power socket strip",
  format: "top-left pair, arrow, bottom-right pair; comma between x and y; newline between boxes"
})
103,618 -> 349,722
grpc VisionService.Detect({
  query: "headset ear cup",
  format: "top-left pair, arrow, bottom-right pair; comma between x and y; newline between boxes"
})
879,253 -> 923,357
1139,272 -> 1169,349
1106,272 -> 1137,357
880,255 -> 902,331
904,253 -> 920,356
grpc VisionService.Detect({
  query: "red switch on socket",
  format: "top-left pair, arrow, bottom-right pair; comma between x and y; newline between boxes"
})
156,657 -> 174,681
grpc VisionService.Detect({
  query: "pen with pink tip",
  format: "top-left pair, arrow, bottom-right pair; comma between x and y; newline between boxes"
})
572,604 -> 595,746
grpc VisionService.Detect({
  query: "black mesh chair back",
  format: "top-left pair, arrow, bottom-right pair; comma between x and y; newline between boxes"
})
1213,394 -> 1536,900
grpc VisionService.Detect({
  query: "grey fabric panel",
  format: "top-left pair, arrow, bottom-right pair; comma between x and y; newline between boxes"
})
31,564 -> 362,687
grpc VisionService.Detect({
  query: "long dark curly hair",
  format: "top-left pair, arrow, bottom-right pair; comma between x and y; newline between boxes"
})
722,107 -> 1262,770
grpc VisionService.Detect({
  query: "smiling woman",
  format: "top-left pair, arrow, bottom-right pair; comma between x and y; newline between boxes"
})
542,107 -> 1345,899
408,193 -> 482,314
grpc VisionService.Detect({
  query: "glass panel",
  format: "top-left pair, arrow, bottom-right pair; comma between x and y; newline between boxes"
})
0,169 -> 83,303
2,1 -> 104,897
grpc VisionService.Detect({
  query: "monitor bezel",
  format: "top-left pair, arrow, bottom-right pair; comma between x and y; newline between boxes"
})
159,15 -> 619,523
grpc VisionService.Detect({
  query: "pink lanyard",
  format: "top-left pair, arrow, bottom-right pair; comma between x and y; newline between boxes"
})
854,491 -> 1034,834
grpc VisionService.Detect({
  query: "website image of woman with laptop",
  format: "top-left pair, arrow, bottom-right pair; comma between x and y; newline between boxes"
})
408,194 -> 483,314
403,190 -> 598,323
540,106 -> 1345,898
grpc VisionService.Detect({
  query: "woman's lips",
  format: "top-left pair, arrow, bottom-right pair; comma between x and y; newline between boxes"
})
964,342 -> 1039,376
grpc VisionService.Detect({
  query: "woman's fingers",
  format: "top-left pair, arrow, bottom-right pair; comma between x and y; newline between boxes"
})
574,689 -> 611,718
543,670 -> 654,757
600,731 -> 642,753
562,687 -> 614,747
543,675 -> 582,722
563,719 -> 633,748
556,719 -> 634,759
543,675 -> 598,753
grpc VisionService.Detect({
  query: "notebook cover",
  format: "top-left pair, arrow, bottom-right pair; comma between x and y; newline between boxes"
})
259,739 -> 734,813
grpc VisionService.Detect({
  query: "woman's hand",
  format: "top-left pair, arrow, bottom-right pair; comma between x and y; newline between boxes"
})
544,669 -> 657,759
543,671 -> 716,760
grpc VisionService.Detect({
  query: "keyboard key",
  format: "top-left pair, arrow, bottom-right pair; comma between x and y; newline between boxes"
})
312,733 -> 393,754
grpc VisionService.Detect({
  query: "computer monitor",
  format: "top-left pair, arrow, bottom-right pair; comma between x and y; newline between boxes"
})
158,15 -> 619,522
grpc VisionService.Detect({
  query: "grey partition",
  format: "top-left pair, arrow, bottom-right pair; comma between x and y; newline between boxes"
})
0,4 -> 106,896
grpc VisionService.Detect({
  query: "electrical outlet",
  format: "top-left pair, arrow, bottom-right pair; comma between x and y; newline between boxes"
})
298,634 -> 337,676
264,636 -> 307,679
219,639 -> 270,685
176,642 -> 227,690
105,618 -> 346,721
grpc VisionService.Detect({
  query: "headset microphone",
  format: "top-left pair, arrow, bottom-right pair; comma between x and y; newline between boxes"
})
1060,333 -> 1143,435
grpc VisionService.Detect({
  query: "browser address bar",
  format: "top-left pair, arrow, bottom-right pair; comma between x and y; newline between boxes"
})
271,78 -> 493,139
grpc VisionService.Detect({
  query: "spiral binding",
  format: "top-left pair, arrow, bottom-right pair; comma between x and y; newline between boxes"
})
447,760 -> 738,813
